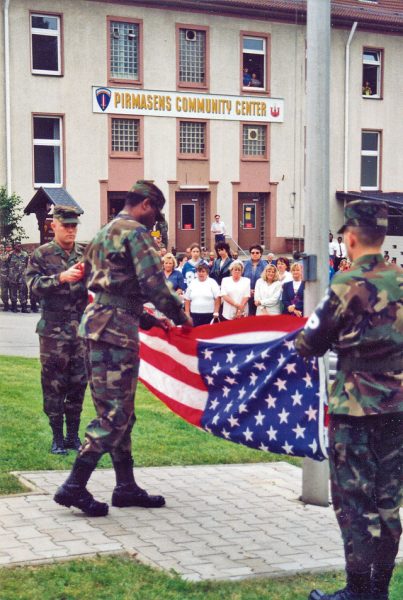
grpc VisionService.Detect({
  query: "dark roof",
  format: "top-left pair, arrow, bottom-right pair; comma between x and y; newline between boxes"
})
114,0 -> 403,32
336,191 -> 403,213
24,187 -> 84,215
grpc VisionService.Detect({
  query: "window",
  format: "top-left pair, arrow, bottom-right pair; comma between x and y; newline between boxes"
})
111,118 -> 140,154
242,125 -> 267,157
362,49 -> 382,97
31,14 -> 61,75
178,27 -> 207,86
181,204 -> 196,230
242,36 -> 266,90
361,131 -> 380,190
110,20 -> 140,81
33,116 -> 62,186
179,121 -> 206,156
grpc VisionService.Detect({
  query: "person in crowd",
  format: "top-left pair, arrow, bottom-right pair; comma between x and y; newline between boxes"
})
329,232 -> 337,261
184,263 -> 220,326
276,256 -> 293,285
0,243 -> 11,311
296,199 -> 402,600
176,253 -> 188,272
266,252 -> 276,266
243,67 -> 252,86
210,241 -> 233,286
155,213 -> 168,248
243,244 -> 267,316
8,241 -> 29,312
254,264 -> 282,315
159,245 -> 167,257
211,214 -> 226,244
282,262 -> 304,317
181,243 -> 207,287
208,251 -> 216,269
220,260 -> 251,320
232,251 -> 239,260
26,206 -> 88,455
162,252 -> 186,299
54,181 -> 192,518
338,258 -> 350,272
334,235 -> 347,271
185,246 -> 191,259
329,258 -> 336,281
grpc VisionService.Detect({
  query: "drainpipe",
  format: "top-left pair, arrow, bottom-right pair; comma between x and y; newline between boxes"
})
343,21 -> 358,194
4,0 -> 11,194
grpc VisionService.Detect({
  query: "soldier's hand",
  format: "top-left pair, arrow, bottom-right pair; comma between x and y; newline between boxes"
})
181,315 -> 193,332
59,263 -> 85,283
155,317 -> 173,332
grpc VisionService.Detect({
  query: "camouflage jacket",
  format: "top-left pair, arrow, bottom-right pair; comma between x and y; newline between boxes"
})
8,251 -> 29,283
26,241 -> 87,339
295,254 -> 403,416
79,210 -> 187,349
0,253 -> 10,279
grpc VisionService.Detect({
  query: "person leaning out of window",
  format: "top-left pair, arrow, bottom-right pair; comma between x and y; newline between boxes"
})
184,264 -> 220,327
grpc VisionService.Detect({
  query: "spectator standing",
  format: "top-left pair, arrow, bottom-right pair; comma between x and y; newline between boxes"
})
8,241 -> 29,312
184,264 -> 220,326
329,232 -> 337,261
243,244 -> 267,316
276,256 -> 293,285
282,262 -> 304,317
162,252 -> 186,299
334,235 -> 347,271
181,243 -> 207,287
220,261 -> 251,320
210,241 -> 233,286
0,243 -> 11,311
26,206 -> 88,455
176,253 -> 187,272
254,264 -> 282,315
296,199 -> 402,600
211,214 -> 226,244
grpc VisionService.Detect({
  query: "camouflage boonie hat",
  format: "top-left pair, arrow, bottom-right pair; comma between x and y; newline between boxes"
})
53,205 -> 81,224
128,180 -> 165,221
338,199 -> 388,234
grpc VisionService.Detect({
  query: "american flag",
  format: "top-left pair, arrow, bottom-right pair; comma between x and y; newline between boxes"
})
139,315 -> 328,461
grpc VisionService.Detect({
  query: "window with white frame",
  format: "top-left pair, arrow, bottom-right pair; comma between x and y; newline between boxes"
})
361,131 -> 380,190
362,49 -> 382,97
110,21 -> 139,80
242,125 -> 266,157
179,29 -> 206,84
31,14 -> 61,75
242,36 -> 266,90
179,121 -> 206,155
33,116 -> 62,186
111,118 -> 140,153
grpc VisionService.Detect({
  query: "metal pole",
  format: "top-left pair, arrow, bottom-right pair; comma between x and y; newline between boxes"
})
301,0 -> 331,506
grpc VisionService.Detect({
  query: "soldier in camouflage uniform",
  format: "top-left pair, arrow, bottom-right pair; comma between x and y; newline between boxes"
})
8,241 -> 29,312
0,243 -> 11,311
54,181 -> 192,518
26,206 -> 88,455
295,200 -> 402,600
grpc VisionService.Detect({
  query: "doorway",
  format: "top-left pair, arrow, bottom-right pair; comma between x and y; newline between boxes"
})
175,192 -> 208,251
238,193 -> 266,250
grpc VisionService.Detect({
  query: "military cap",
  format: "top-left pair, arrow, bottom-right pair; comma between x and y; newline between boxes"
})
53,205 -> 81,224
128,180 -> 165,221
338,199 -> 388,234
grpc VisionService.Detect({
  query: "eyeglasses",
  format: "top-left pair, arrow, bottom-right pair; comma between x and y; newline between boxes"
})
250,251 -> 261,254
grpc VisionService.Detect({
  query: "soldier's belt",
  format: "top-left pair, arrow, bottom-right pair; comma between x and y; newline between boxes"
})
338,355 -> 403,373
41,310 -> 83,322
94,292 -> 143,315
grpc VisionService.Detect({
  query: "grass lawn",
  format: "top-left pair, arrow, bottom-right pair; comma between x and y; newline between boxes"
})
0,356 -> 300,495
0,555 -> 402,600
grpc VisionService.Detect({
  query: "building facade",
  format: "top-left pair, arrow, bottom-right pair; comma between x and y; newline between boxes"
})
1,0 -> 402,256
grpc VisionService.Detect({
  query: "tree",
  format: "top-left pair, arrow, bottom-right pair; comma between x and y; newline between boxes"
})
0,186 -> 27,244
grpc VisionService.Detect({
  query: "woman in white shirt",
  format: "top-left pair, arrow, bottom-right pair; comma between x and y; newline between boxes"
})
184,264 -> 220,326
254,264 -> 282,315
220,261 -> 251,320
276,257 -> 293,284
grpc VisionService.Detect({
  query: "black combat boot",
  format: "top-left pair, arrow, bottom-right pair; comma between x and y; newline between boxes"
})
371,565 -> 394,600
21,304 -> 29,313
49,417 -> 67,455
54,454 -> 108,517
111,455 -> 165,508
3,302 -> 9,311
308,571 -> 372,600
64,414 -> 82,451
30,302 -> 38,313
11,303 -> 18,312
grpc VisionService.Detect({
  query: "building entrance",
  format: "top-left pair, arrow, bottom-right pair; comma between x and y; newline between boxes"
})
237,193 -> 267,250
175,192 -> 209,251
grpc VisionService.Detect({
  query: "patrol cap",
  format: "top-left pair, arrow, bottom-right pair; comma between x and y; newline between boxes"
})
128,180 -> 165,221
53,205 -> 81,224
338,199 -> 388,234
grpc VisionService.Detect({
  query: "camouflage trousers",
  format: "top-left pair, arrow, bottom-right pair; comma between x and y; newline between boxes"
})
79,339 -> 139,463
9,279 -> 28,306
329,413 -> 403,573
39,336 -> 87,419
0,277 -> 9,305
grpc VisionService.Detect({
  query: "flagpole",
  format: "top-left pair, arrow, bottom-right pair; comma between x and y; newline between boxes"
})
301,0 -> 331,506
